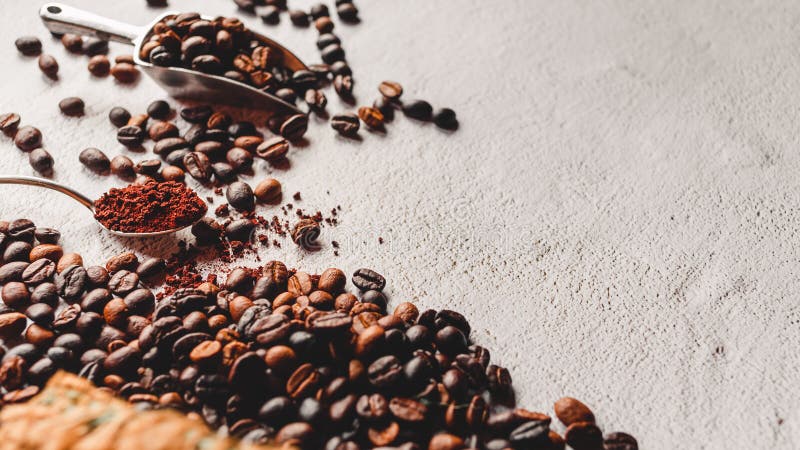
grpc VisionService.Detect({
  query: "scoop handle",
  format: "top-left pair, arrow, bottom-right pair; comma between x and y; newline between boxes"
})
0,176 -> 95,212
39,3 -> 141,45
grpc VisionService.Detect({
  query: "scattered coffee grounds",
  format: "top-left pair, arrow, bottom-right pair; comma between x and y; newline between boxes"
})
93,181 -> 207,233
0,218 -> 636,450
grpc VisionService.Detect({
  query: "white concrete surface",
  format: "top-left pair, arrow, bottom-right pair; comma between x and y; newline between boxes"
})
1,1 -> 799,448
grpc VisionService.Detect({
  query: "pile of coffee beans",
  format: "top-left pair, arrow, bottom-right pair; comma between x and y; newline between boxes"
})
0,112 -> 53,176
0,219 -> 636,449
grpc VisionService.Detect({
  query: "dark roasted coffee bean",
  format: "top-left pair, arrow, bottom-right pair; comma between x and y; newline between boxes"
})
38,54 -> 58,78
34,227 -> 60,244
0,113 -> 21,135
333,74 -> 354,100
21,259 -> 55,285
322,44 -> 346,64
225,219 -> 255,242
192,55 -> 223,74
260,396 -> 295,426
310,3 -> 329,19
352,268 -> 385,291
83,37 -> 109,56
228,121 -> 256,138
108,107 -> 131,127
137,257 -> 166,280
361,290 -> 387,310
191,217 -> 223,243
181,105 -> 213,123
256,136 -> 289,161
289,10 -> 309,26
110,155 -> 135,178
183,151 -> 212,181
14,126 -> 42,151
15,36 -> 42,56
56,265 -> 87,300
373,96 -> 395,121
291,219 -> 320,249
135,159 -> 161,176
110,62 -> 139,83
79,148 -> 110,173
206,112 -> 232,130
389,397 -> 427,422
261,6 -> 281,24
25,303 -> 54,325
3,241 -> 31,262
117,125 -> 145,147
436,326 -> 468,355
0,313 -> 27,340
403,99 -> 434,121
211,162 -> 236,182
53,304 -> 81,332
226,182 -> 255,211
330,112 -> 361,138
28,148 -> 54,175
149,46 -> 178,66
304,89 -> 327,112
604,432 -> 638,450
368,355 -> 403,389
88,55 -> 110,76
317,34 -> 340,50
315,17 -> 334,33
59,97 -> 85,116
330,61 -> 351,77
0,262 -> 28,284
276,88 -> 297,104
226,147 -> 253,170
108,270 -> 139,296
337,3 -> 359,22
153,137 -> 189,156
61,33 -> 83,53
433,108 -> 458,130
280,114 -> 308,142
30,282 -> 58,306
286,363 -> 320,399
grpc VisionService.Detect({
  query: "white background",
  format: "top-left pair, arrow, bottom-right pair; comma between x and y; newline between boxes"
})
1,1 -> 799,448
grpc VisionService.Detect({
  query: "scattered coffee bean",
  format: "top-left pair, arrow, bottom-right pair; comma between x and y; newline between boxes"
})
402,99 -> 433,121
292,219 -> 321,250
14,126 -> 42,151
604,432 -> 639,450
108,107 -> 131,127
373,96 -> 395,121
337,3 -> 359,22
256,136 -> 289,161
58,97 -> 85,117
378,81 -> 403,100
226,181 -> 255,211
433,107 -> 458,130
110,155 -> 135,178
147,100 -> 172,120
110,62 -> 139,83
289,10 -> 309,27
88,55 -> 111,76
330,113 -> 360,136
61,34 -> 83,53
15,36 -> 42,56
280,114 -> 309,142
358,106 -> 384,130
0,113 -> 21,135
254,178 -> 282,204
83,37 -> 109,56
333,74 -> 354,100
38,54 -> 59,79
28,148 -> 54,175
115,125 -> 144,148
261,6 -> 281,24
315,17 -> 334,33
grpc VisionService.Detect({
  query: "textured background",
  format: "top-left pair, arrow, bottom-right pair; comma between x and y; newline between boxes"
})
1,0 -> 799,448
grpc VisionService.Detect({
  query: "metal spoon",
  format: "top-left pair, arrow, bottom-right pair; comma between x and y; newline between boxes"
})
0,176 -> 206,238
39,2 -> 307,115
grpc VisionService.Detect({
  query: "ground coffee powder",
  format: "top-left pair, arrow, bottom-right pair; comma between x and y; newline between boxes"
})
94,181 -> 206,233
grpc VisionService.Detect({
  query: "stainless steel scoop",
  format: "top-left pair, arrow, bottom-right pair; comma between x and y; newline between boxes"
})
0,176 -> 207,238
39,2 -> 307,114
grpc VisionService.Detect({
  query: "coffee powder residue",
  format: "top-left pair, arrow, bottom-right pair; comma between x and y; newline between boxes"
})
94,181 -> 206,233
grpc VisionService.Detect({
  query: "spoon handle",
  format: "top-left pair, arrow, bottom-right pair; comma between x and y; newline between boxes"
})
0,176 -> 95,212
39,3 -> 142,45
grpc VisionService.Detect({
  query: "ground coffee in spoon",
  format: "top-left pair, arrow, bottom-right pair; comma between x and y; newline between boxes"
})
94,181 -> 206,233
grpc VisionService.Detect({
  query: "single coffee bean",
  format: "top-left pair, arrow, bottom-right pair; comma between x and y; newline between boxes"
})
289,9 -> 309,26
226,147 -> 253,170
317,33 -> 340,50
192,55 -> 223,74
358,106 -> 385,130
433,108 -> 459,130
0,313 -> 27,340
15,36 -> 41,56
58,97 -> 85,116
183,152 -> 212,181
603,432 -> 638,450
256,136 -> 290,161
378,81 -> 403,100
34,227 -> 60,244
83,37 -> 109,56
254,178 -> 282,204
4,241 -> 32,262
148,121 -> 179,141
14,126 -> 42,151
0,113 -> 21,135
211,162 -> 236,182
261,6 -> 281,24
25,303 -> 54,325
402,99 -> 434,121
304,89 -> 327,112
333,74 -> 354,99
28,148 -> 54,175
276,88 -> 297,105
206,112 -> 232,130
136,257 -> 166,280
554,397 -> 595,426
429,433 -> 465,450
225,219 -> 255,242
110,62 -> 139,83
38,54 -> 59,78
153,137 -> 189,156
226,181 -> 255,211
22,258 -> 55,285
280,114 -> 309,142
361,290 -> 387,310
1,282 -> 30,309
373,96 -> 395,121
181,105 -> 213,124
88,55 -> 110,76
330,61 -> 352,76
330,113 -> 360,137
117,125 -> 145,147
565,421 -> 603,450
61,34 -> 83,53
110,155 -> 135,178
310,3 -> 330,19
315,17 -> 335,33
389,397 -> 428,422
291,219 -> 320,250
352,268 -> 386,291
108,107 -> 131,127
147,100 -> 172,120
337,3 -> 359,22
